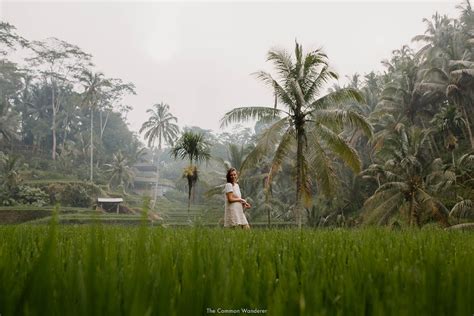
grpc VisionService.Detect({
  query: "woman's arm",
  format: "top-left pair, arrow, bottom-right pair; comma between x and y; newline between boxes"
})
226,192 -> 246,204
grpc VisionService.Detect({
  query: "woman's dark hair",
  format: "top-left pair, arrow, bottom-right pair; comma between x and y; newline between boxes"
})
226,168 -> 237,183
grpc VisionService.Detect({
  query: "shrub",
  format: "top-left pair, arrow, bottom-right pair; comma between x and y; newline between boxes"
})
0,185 -> 48,206
44,182 -> 103,207
15,185 -> 49,206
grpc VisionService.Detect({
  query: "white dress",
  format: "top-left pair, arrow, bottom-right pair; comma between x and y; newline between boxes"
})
224,182 -> 249,227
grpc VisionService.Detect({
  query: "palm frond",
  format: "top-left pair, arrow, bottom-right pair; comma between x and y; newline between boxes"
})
375,181 -> 410,194
448,59 -> 474,69
307,88 -> 364,111
240,117 -> 290,175
312,109 -> 373,138
422,67 -> 450,82
267,49 -> 294,78
449,199 -> 473,218
220,106 -> 285,129
253,71 -> 296,107
303,66 -> 337,103
204,183 -> 226,199
306,139 -> 337,197
310,124 -> 362,173
266,127 -> 296,189
363,191 -> 404,225
415,82 -> 446,94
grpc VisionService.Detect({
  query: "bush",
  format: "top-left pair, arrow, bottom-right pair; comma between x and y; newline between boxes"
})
0,185 -> 48,207
16,185 -> 49,206
44,182 -> 103,207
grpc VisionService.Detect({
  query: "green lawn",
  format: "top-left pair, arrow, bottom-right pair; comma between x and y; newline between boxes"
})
0,224 -> 472,315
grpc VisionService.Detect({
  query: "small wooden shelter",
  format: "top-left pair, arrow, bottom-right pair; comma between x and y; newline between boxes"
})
97,197 -> 124,214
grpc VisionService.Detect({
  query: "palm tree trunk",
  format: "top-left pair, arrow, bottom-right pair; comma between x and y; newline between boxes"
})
296,127 -> 305,229
267,208 -> 271,227
90,109 -> 94,182
187,177 -> 192,214
409,195 -> 421,228
51,84 -> 57,160
152,149 -> 160,208
61,114 -> 68,153
100,110 -> 111,141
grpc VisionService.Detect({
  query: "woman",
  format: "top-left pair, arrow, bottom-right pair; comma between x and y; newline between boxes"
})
224,168 -> 251,229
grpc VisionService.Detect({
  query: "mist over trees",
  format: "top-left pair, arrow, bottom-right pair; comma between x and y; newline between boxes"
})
0,1 -> 473,227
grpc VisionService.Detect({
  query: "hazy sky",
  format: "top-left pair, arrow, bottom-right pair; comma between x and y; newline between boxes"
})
0,0 -> 459,137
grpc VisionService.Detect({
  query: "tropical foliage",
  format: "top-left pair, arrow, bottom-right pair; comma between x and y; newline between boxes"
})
221,41 -> 372,227
171,131 -> 211,211
1,1 -> 474,228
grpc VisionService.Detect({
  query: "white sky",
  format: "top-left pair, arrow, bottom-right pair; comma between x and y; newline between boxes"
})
0,0 -> 459,138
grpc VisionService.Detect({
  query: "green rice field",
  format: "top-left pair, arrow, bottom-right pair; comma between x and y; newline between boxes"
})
0,222 -> 473,315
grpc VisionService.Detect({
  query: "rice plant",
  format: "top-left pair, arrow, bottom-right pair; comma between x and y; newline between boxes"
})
0,222 -> 472,315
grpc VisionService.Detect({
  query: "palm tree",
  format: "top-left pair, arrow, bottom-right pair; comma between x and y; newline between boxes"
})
105,151 -> 135,193
430,104 -> 465,152
140,102 -> 179,151
171,131 -> 211,212
412,9 -> 474,149
377,46 -> 442,125
412,13 -> 456,62
220,41 -> 372,227
225,143 -> 250,171
78,69 -> 111,183
140,102 -> 179,205
362,126 -> 449,227
416,63 -> 474,149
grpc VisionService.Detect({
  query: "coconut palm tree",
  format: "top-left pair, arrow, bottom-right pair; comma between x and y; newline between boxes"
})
140,102 -> 179,151
140,102 -> 179,204
412,13 -> 456,62
416,63 -> 474,149
78,69 -> 111,183
412,8 -> 474,149
430,104 -> 465,152
105,151 -> 135,193
377,46 -> 443,126
220,41 -> 372,227
171,131 -> 211,212
362,126 -> 449,227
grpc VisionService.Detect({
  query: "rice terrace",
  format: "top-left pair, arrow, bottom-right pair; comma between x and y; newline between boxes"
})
1,1 -> 473,315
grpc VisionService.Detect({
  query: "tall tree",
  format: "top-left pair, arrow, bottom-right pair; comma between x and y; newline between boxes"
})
363,126 -> 449,227
105,151 -> 135,192
412,8 -> 474,149
78,69 -> 110,182
27,38 -> 92,160
140,102 -> 179,204
140,102 -> 179,151
96,79 -> 135,142
221,41 -> 372,227
0,22 -> 28,55
171,131 -> 211,212
0,59 -> 23,143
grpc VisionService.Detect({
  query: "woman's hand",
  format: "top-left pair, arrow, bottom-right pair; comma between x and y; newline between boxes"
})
240,199 -> 251,208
